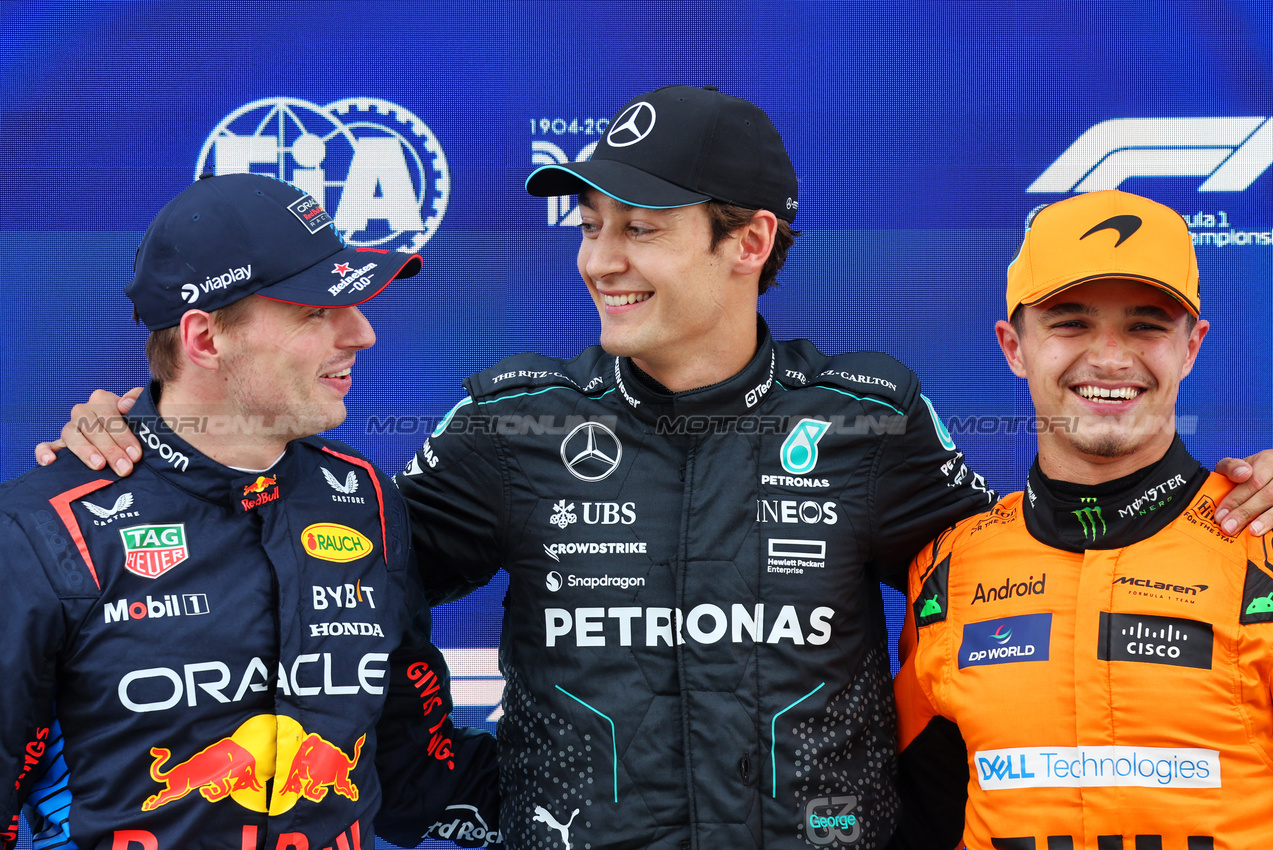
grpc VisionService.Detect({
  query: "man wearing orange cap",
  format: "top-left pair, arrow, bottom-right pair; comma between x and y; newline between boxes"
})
891,190 -> 1273,849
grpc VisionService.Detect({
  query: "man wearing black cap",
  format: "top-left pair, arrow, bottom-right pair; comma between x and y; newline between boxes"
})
1,174 -> 500,850
40,89 -> 1273,850
396,87 -> 1273,850
389,85 -> 995,850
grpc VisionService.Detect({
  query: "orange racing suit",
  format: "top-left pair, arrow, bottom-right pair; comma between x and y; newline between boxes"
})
893,438 -> 1273,850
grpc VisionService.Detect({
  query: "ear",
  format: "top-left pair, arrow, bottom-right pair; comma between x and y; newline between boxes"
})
179,310 -> 223,371
1178,318 -> 1210,381
995,319 -> 1028,379
732,209 -> 778,277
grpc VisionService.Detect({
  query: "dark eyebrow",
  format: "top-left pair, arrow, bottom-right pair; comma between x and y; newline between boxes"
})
1038,302 -> 1177,323
1125,304 -> 1176,323
1037,302 -> 1094,320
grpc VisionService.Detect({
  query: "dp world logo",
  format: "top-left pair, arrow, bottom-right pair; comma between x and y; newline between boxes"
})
195,97 -> 449,253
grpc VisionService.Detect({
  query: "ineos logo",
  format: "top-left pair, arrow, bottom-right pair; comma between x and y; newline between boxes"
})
559,422 -> 622,482
606,102 -> 656,148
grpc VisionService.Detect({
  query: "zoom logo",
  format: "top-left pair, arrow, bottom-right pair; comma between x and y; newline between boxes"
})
1029,117 -> 1273,193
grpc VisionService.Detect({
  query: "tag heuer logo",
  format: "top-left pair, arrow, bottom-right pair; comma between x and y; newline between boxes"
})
120,524 -> 189,580
302,522 -> 373,563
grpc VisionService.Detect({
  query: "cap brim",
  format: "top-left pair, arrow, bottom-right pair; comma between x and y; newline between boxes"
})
525,160 -> 711,209
1019,274 -> 1201,319
256,247 -> 422,309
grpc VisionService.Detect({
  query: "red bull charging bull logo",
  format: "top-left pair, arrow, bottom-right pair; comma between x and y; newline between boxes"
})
142,715 -> 362,814
242,476 -> 276,495
240,475 -> 281,511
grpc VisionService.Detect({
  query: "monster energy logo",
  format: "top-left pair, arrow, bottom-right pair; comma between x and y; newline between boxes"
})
1073,497 -> 1106,541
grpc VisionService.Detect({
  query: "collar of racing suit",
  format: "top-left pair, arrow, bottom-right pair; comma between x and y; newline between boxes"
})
1022,434 -> 1209,552
127,382 -> 302,510
613,314 -> 779,426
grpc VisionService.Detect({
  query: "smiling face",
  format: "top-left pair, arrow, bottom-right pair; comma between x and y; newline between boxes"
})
218,295 -> 376,440
996,279 -> 1209,483
575,190 -> 763,391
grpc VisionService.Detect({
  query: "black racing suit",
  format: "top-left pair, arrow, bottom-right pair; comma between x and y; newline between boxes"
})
397,319 -> 995,849
1,385 -> 500,850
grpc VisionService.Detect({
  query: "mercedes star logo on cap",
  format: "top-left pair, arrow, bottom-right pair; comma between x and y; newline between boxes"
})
606,102 -> 656,148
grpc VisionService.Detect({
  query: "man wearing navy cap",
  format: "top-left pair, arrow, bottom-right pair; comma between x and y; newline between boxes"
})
2,173 -> 500,850
40,88 -> 1273,849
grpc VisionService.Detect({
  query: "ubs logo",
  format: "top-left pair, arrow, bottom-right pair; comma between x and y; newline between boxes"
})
559,422 -> 622,482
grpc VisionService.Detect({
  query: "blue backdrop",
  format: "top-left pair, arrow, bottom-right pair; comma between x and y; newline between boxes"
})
3,2 -> 1271,847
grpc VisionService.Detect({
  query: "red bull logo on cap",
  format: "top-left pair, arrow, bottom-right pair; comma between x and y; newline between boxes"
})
120,525 -> 189,579
301,523 -> 372,563
142,715 -> 363,815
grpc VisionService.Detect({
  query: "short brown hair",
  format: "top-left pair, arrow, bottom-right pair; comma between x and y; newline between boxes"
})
705,201 -> 799,296
136,296 -> 256,385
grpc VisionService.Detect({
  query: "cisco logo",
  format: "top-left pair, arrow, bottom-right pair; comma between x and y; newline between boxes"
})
196,97 -> 449,253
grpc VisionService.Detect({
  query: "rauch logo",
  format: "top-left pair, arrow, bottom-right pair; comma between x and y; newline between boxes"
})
301,523 -> 373,563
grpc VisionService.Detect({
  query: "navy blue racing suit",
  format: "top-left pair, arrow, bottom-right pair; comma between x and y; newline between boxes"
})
1,385 -> 500,850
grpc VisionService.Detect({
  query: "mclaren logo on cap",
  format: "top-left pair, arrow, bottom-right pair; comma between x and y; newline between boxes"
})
1080,215 -> 1143,247
607,102 -> 656,148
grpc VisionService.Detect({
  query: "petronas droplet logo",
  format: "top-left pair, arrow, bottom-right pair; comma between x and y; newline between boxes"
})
781,419 -> 831,475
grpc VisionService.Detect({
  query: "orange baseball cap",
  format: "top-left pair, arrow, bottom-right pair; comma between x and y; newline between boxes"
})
1006,190 -> 1199,318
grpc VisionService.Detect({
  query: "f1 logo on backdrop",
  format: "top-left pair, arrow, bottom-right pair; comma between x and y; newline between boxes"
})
196,97 -> 450,252
1029,117 -> 1273,193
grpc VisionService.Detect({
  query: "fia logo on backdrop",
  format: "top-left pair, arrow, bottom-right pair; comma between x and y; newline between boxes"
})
196,97 -> 449,253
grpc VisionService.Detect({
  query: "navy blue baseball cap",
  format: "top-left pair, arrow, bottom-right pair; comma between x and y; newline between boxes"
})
525,85 -> 799,223
127,173 -> 422,330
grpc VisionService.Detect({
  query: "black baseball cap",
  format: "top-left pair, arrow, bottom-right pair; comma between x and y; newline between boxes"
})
525,85 -> 799,223
127,173 -> 422,330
